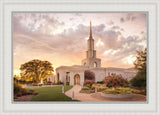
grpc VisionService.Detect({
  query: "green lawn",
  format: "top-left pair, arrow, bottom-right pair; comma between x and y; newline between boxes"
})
31,86 -> 79,101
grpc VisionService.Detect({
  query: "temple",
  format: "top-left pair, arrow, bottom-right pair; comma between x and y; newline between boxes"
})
53,22 -> 137,85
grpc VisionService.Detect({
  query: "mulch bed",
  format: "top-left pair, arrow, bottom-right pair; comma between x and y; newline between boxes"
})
14,95 -> 36,101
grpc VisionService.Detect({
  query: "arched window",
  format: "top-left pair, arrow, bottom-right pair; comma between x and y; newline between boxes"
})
66,72 -> 70,82
84,62 -> 86,66
94,62 -> 97,68
57,73 -> 59,81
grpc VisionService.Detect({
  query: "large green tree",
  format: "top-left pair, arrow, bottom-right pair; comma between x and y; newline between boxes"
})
20,59 -> 54,83
130,48 -> 147,87
134,48 -> 147,75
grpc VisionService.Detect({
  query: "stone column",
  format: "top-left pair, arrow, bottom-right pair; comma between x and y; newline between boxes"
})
70,72 -> 74,86
80,72 -> 84,86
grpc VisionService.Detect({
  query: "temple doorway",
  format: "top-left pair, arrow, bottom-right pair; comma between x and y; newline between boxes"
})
74,74 -> 80,85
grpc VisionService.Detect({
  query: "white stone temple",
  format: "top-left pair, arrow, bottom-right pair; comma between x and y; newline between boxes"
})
56,21 -> 137,86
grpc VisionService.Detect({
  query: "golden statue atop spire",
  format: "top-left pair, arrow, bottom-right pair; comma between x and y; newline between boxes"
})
90,21 -> 92,27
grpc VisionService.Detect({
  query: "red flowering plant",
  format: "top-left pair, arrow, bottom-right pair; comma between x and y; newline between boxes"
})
103,73 -> 128,90
83,79 -> 94,89
84,70 -> 95,81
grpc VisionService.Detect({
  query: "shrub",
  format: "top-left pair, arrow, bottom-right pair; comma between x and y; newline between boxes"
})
84,79 -> 94,84
57,80 -> 63,85
47,82 -> 52,85
102,87 -> 146,95
21,88 -> 28,96
27,89 -> 38,95
79,89 -> 95,94
14,82 -> 38,98
139,89 -> 146,95
130,72 -> 146,87
102,89 -> 132,95
32,83 -> 38,86
66,82 -> 69,85
16,92 -> 22,97
84,70 -> 95,80
32,91 -> 38,95
82,87 -> 90,90
83,79 -> 94,88
47,81 -> 52,84
103,74 -> 128,89
14,82 -> 21,95
92,84 -> 107,92
97,81 -> 104,84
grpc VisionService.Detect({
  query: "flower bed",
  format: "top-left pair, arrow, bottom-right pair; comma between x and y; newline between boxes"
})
79,89 -> 95,94
92,84 -> 108,92
103,74 -> 128,88
102,88 -> 132,95
83,79 -> 94,88
101,87 -> 146,98
80,86 -> 95,94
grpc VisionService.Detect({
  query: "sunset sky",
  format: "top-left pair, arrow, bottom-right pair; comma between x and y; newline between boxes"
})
13,13 -> 147,75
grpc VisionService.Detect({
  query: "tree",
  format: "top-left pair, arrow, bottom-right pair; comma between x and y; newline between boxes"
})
14,75 -> 18,83
134,48 -> 147,75
20,59 -> 54,83
130,48 -> 147,87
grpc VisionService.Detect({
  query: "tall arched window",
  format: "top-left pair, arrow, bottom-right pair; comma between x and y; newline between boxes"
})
94,62 -> 97,68
57,73 -> 59,81
66,72 -> 70,82
84,62 -> 86,66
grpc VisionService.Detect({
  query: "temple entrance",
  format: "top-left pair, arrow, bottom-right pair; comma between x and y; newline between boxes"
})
74,74 -> 80,85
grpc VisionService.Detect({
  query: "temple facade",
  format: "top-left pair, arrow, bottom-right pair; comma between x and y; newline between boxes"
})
56,22 -> 137,86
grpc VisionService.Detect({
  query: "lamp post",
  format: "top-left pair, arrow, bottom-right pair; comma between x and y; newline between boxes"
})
72,90 -> 74,100
95,87 -> 97,93
62,85 -> 64,93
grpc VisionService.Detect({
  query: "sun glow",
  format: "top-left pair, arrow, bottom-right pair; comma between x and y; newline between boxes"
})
126,55 -> 136,64
14,70 -> 21,76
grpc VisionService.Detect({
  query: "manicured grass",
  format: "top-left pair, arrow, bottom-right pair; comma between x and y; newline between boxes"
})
31,86 -> 79,101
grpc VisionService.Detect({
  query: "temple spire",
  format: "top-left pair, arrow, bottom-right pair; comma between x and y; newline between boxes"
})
90,21 -> 92,38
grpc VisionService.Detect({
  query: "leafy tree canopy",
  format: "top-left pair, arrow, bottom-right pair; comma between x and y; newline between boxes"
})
20,59 -> 54,83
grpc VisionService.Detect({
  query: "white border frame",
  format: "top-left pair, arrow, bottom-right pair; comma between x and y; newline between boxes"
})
0,0 -> 159,115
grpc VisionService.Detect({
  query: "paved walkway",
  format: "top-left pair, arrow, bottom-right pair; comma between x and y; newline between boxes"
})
65,85 -> 146,102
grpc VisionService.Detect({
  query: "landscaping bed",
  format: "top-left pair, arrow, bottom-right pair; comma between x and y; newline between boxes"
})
102,87 -> 146,95
79,84 -> 108,94
14,82 -> 38,100
79,87 -> 95,94
101,92 -> 133,99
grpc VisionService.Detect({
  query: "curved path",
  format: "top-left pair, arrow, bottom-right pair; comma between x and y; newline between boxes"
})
65,85 -> 146,102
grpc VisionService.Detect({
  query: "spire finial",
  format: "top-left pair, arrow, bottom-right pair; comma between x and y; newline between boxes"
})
90,21 -> 92,38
